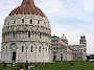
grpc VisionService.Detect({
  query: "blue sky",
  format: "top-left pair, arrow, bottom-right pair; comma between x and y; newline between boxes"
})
0,0 -> 94,54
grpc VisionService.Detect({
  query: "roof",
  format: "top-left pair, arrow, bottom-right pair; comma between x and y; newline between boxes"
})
61,34 -> 68,42
9,0 -> 46,17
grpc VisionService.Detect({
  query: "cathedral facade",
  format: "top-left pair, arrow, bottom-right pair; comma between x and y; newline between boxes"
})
51,35 -> 87,61
1,0 -> 51,63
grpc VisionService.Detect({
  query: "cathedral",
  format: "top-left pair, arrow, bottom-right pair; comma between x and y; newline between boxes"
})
51,35 -> 86,61
1,0 -> 87,63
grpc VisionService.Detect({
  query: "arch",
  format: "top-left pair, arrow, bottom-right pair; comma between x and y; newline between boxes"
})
40,33 -> 41,39
22,46 -> 24,52
28,31 -> 30,38
22,19 -> 24,23
46,47 -> 47,52
12,52 -> 16,61
53,52 -> 56,61
39,46 -> 41,53
31,46 -> 33,52
10,43 -> 17,50
30,19 -> 32,24
10,43 -> 17,62
61,54 -> 63,61
38,20 -> 40,24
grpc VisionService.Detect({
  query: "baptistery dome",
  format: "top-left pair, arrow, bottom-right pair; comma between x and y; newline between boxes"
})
9,0 -> 45,17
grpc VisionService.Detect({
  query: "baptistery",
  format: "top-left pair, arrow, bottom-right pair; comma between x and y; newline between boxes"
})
1,0 -> 51,63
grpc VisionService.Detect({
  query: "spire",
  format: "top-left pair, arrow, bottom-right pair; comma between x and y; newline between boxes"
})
21,0 -> 35,6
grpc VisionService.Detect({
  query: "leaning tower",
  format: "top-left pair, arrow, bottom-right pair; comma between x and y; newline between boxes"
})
80,36 -> 87,61
1,0 -> 51,63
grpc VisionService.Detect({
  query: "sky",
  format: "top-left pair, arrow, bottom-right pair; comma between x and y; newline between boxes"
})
0,0 -> 94,54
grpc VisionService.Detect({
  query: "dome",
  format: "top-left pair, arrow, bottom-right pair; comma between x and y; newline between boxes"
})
9,0 -> 46,17
61,34 -> 68,42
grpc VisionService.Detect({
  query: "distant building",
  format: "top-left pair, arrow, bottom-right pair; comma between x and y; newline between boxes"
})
51,34 -> 68,61
51,35 -> 87,61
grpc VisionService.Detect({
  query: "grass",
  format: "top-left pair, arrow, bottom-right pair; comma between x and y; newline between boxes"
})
32,62 -> 94,70
0,61 -> 94,70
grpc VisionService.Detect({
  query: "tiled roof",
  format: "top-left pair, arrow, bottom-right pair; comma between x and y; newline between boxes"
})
9,0 -> 45,17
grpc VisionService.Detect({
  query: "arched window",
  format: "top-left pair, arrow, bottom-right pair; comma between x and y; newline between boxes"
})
40,33 -> 41,39
46,47 -> 47,52
11,19 -> 15,24
28,31 -> 30,38
22,46 -> 24,52
61,54 -> 63,61
22,19 -> 24,23
39,46 -> 41,53
38,20 -> 40,24
53,52 -> 56,61
13,20 -> 15,24
31,46 -> 33,52
12,52 -> 16,61
30,19 -> 32,24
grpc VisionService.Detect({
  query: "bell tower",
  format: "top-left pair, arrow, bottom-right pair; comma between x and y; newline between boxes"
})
80,36 -> 87,61
80,36 -> 86,46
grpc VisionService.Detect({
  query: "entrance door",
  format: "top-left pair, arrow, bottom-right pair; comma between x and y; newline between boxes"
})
12,52 -> 16,61
53,52 -> 56,61
61,54 -> 63,61
53,55 -> 56,61
61,56 -> 63,61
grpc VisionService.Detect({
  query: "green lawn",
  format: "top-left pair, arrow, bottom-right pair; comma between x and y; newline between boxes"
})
0,62 -> 94,70
32,62 -> 94,70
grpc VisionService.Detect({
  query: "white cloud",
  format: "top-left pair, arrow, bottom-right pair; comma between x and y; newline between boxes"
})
84,0 -> 94,13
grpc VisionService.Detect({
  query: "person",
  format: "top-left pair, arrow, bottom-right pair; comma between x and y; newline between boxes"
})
28,66 -> 31,70
20,64 -> 24,70
25,61 -> 28,70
